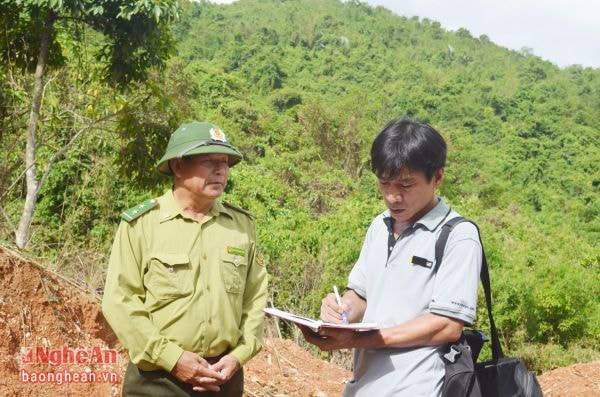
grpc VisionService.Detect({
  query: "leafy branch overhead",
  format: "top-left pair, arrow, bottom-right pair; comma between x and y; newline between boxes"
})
1,0 -> 181,87
0,0 -> 182,248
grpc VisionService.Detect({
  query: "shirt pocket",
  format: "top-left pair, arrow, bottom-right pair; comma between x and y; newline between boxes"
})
220,248 -> 248,294
146,253 -> 194,299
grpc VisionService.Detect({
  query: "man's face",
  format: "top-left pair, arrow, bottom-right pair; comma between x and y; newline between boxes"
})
377,167 -> 444,224
174,153 -> 230,200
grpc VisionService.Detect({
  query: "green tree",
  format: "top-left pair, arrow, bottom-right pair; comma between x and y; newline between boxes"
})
0,0 -> 181,248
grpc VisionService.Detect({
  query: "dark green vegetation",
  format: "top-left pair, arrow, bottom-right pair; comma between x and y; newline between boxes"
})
0,0 -> 181,249
1,0 -> 598,372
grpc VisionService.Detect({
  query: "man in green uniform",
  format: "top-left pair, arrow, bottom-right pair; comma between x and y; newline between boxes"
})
102,121 -> 268,396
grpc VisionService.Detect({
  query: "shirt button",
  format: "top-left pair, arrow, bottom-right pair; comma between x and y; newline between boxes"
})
168,267 -> 174,273
206,285 -> 210,291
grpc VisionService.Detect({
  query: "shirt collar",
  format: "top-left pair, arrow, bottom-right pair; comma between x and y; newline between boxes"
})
212,200 -> 234,219
382,197 -> 451,232
415,197 -> 452,231
158,190 -> 232,223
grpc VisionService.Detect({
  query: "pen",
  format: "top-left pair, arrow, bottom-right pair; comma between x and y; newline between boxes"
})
333,285 -> 349,324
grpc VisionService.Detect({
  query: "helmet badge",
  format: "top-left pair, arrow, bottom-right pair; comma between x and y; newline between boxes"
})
210,127 -> 227,142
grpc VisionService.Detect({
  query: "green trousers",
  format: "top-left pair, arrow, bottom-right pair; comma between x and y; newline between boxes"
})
123,362 -> 244,397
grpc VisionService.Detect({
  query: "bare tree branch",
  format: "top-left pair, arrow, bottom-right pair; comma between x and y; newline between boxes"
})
0,163 -> 35,203
34,111 -> 122,197
42,76 -> 54,96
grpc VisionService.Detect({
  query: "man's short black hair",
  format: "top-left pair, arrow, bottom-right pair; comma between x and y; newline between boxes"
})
371,118 -> 447,181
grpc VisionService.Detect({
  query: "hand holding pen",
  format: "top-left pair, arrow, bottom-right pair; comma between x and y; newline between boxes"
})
333,285 -> 349,324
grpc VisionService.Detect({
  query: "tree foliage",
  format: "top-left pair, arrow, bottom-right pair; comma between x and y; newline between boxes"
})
0,0 -> 182,248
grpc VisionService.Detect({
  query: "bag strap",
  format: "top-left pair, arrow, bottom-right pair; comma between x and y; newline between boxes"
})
434,216 -> 504,359
434,216 -> 467,272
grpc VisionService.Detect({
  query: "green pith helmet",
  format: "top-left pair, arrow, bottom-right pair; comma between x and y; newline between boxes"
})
157,121 -> 243,175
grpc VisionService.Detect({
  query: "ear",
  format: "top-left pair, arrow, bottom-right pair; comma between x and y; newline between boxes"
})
170,158 -> 185,178
433,167 -> 445,188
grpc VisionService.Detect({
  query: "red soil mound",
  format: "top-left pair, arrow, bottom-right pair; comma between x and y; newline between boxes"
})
0,247 -> 126,396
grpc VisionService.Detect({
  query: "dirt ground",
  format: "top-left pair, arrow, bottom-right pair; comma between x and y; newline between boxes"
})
537,362 -> 600,397
0,246 -> 598,397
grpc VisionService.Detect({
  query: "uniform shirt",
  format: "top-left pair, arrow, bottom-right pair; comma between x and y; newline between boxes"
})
102,190 -> 268,372
345,198 -> 481,397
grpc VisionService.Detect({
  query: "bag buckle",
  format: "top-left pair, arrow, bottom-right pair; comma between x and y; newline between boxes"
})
444,345 -> 462,363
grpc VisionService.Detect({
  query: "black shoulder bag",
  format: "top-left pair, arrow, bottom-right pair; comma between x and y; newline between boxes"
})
436,217 -> 543,397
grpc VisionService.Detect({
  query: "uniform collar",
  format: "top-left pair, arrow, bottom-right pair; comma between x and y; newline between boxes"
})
157,190 -> 232,223
212,200 -> 234,219
383,197 -> 451,232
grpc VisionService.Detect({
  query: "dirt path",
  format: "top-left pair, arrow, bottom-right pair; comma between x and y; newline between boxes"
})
0,247 -> 598,396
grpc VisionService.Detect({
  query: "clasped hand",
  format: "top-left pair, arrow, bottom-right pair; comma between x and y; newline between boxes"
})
171,351 -> 240,392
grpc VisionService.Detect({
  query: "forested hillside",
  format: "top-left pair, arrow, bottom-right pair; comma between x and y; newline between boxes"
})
1,0 -> 598,372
